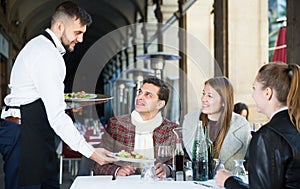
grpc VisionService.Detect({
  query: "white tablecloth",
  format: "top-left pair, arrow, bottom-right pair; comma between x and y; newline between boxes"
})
70,175 -> 221,189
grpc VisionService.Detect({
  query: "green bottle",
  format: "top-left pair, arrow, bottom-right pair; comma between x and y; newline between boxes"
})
192,120 -> 208,181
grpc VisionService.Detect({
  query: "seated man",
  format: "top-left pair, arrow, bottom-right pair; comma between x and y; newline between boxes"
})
93,76 -> 178,178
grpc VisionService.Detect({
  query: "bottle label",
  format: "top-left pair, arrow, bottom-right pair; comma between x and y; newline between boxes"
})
175,171 -> 184,181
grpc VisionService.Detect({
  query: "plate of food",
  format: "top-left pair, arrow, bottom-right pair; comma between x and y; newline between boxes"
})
109,150 -> 155,164
64,91 -> 97,101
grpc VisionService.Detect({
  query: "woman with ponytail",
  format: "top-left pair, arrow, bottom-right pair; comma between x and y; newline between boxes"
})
216,62 -> 300,189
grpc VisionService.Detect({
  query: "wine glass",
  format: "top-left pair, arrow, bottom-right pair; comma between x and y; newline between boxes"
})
157,145 -> 172,179
252,122 -> 263,132
157,145 -> 172,163
213,158 -> 225,179
232,159 -> 247,182
140,163 -> 156,181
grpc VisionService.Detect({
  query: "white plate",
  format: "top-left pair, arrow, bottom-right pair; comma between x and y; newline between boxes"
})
109,153 -> 155,164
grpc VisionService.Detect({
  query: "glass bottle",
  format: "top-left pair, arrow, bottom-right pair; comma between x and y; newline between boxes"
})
192,120 -> 208,181
205,125 -> 214,179
174,137 -> 185,181
184,161 -> 193,181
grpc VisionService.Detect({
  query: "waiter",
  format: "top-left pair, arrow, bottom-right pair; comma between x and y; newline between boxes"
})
0,1 -> 116,189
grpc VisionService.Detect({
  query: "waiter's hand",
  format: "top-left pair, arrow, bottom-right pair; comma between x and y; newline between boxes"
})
90,147 -> 118,165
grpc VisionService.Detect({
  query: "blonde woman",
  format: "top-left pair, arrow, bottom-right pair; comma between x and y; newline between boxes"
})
183,76 -> 252,171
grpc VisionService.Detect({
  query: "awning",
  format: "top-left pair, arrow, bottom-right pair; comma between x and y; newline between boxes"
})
272,26 -> 286,63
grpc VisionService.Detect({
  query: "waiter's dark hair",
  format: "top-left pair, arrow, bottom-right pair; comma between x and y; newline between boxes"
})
52,1 -> 92,26
143,76 -> 170,105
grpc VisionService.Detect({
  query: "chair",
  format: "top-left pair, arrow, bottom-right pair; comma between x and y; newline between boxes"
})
77,156 -> 94,176
57,141 -> 82,184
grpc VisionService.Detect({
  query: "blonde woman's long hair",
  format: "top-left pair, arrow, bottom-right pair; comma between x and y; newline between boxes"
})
200,76 -> 234,158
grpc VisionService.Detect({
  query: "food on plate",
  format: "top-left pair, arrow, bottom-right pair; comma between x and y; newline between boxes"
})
116,150 -> 148,160
64,91 -> 94,99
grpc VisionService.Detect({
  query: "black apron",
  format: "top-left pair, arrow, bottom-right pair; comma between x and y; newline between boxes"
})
19,99 -> 57,185
19,32 -> 58,186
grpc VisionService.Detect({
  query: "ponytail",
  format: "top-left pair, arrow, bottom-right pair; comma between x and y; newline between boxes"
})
287,64 -> 300,132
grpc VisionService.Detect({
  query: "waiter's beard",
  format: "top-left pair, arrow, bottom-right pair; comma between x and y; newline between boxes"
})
61,32 -> 75,52
63,43 -> 74,52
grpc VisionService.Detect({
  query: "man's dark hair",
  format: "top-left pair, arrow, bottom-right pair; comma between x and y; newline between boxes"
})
143,76 -> 170,105
52,1 -> 92,26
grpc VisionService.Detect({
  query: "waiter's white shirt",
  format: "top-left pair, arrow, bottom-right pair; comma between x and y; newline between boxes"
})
1,29 -> 94,158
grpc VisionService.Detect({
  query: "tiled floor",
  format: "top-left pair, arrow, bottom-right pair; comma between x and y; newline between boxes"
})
60,169 -> 76,189
0,156 -> 76,189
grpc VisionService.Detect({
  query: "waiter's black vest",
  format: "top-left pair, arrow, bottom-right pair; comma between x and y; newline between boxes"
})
19,33 -> 58,185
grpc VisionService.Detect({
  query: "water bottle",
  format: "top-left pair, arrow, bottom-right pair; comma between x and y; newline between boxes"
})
192,120 -> 208,181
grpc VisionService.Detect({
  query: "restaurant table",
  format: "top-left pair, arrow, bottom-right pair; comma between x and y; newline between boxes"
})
70,175 -> 221,189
